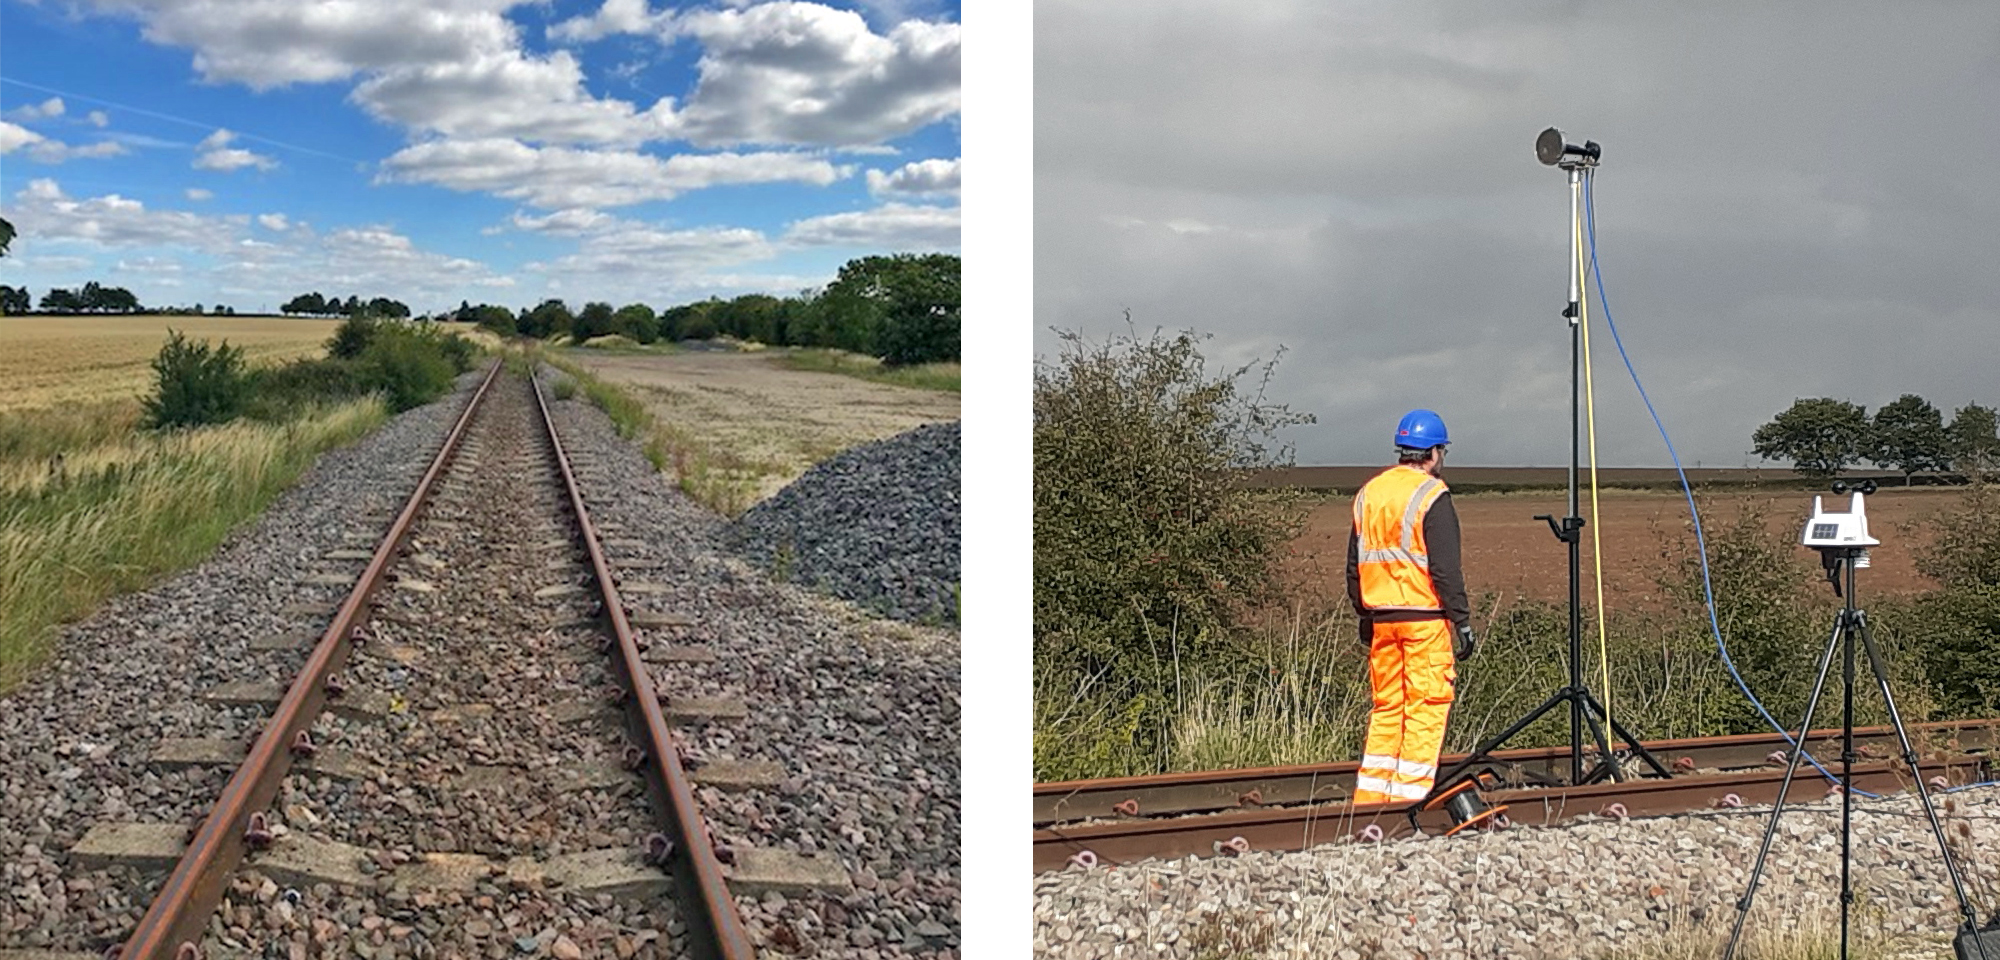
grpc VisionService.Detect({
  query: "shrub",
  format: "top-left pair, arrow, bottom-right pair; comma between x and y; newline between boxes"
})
142,331 -> 249,430
357,324 -> 456,412
878,306 -> 958,367
1033,326 -> 1313,767
327,314 -> 380,360
243,357 -> 367,421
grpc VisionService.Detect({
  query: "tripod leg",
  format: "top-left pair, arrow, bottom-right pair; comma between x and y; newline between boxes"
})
1857,610 -> 1991,956
1577,694 -> 1622,784
1587,690 -> 1676,779
1723,611 -> 1844,960
1428,688 -> 1572,796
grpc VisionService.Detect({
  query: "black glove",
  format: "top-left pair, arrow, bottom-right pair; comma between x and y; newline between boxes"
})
1357,615 -> 1374,649
1454,624 -> 1478,661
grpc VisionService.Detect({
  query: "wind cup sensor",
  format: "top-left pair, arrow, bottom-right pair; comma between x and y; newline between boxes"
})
1536,127 -> 1602,167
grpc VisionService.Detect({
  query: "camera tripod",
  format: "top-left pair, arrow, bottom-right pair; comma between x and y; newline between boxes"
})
1723,547 -> 1989,960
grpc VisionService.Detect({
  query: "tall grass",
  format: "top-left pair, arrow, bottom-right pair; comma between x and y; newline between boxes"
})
0,397 -> 387,688
776,348 -> 960,392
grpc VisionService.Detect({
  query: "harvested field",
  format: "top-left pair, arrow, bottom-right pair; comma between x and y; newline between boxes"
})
562,347 -> 960,506
0,315 -> 341,411
1287,481 -> 1972,607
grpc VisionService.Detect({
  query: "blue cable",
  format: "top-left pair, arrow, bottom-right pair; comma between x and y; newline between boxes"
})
1584,176 -> 1847,789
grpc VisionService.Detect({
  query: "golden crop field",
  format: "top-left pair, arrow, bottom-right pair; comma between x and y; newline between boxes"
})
0,315 -> 342,411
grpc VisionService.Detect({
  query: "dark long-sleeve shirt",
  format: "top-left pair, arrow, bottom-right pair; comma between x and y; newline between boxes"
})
1347,490 -> 1472,631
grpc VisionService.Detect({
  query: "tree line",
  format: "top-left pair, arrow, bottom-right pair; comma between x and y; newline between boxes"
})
1,281 -> 146,315
1753,394 -> 2000,483
281,292 -> 412,319
462,252 -> 960,366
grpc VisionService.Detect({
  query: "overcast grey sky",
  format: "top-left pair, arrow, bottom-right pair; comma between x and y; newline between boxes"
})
1035,1 -> 2000,467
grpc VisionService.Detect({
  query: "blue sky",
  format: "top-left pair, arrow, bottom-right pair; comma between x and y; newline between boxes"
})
0,0 -> 960,314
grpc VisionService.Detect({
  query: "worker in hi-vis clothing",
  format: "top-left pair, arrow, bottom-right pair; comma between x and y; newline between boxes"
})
1346,409 -> 1477,804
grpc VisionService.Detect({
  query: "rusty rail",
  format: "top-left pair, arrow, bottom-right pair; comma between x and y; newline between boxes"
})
1034,718 -> 2000,825
1033,752 -> 1995,872
530,369 -> 755,960
119,360 -> 502,958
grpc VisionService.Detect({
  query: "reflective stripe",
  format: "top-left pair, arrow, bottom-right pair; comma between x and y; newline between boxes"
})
1354,774 -> 1395,795
1399,477 -> 1443,553
1354,774 -> 1429,801
1359,754 -> 1399,773
1369,604 -> 1444,614
1358,547 -> 1429,568
1396,759 -> 1436,780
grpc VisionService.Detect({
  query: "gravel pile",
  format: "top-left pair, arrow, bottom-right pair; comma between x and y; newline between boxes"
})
544,373 -> 961,958
1033,786 -> 2000,959
0,372 -> 483,950
728,422 -> 960,626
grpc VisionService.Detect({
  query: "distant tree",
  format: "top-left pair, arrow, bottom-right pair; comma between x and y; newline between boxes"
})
472,304 -> 516,336
519,299 -> 574,339
40,288 -> 79,313
1867,394 -> 1950,484
342,295 -> 362,316
614,303 -> 659,343
573,301 -> 618,342
1753,398 -> 1870,481
0,217 -> 13,257
1950,403 -> 2000,481
0,285 -> 29,315
675,300 -> 719,340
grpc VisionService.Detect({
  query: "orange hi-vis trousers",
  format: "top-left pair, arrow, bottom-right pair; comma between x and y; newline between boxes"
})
1353,617 -> 1456,804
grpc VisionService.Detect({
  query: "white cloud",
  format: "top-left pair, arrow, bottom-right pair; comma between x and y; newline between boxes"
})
507,208 -> 618,236
0,121 -> 129,163
784,201 -> 959,249
379,138 -> 848,208
0,122 -> 42,154
9,178 -> 512,312
549,0 -> 668,43
185,188 -> 215,201
257,213 -> 290,231
6,97 -> 65,121
9,178 -> 236,252
351,48 -> 675,145
665,2 -> 960,147
194,129 -> 278,172
866,157 -> 958,197
522,219 -> 780,302
88,110 -> 111,128
80,0 -> 520,89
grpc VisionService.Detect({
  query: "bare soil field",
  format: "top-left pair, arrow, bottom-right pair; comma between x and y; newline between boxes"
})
563,347 -> 960,503
0,315 -> 340,411
1287,483 -> 1969,608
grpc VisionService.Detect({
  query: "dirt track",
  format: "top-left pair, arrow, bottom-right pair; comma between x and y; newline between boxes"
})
1287,484 -> 1970,609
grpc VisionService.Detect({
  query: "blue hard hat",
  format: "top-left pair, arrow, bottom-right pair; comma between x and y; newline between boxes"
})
1394,409 -> 1450,449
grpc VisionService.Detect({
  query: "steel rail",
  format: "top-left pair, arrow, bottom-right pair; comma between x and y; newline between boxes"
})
1034,718 -> 2000,825
1033,753 -> 1991,872
119,359 -> 503,958
529,370 -> 756,960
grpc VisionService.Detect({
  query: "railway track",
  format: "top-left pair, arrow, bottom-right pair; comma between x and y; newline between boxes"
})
11,362 -> 830,959
1034,719 -> 2000,872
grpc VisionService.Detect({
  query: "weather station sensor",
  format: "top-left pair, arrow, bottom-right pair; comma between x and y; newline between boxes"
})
1802,491 -> 1878,562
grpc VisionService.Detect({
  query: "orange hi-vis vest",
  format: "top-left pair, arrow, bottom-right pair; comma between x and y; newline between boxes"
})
1352,464 -> 1449,616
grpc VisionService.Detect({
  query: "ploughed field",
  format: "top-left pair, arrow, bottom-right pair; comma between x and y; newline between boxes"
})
1286,474 -> 1967,606
0,315 -> 342,411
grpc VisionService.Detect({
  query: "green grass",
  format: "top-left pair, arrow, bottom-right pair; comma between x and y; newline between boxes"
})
0,397 -> 388,688
775,348 -> 960,392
